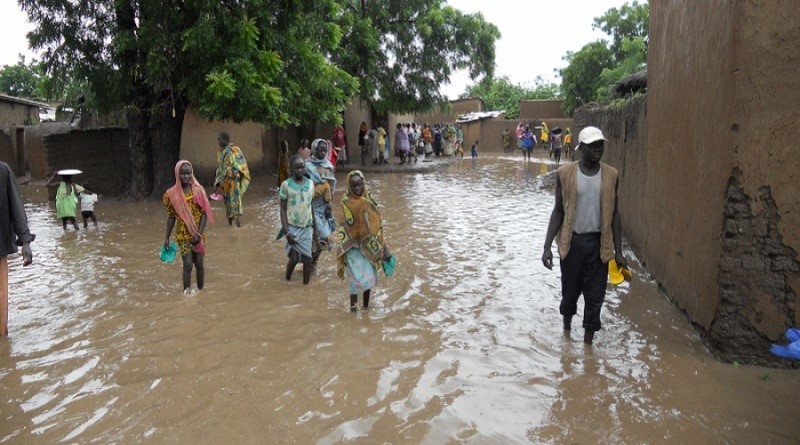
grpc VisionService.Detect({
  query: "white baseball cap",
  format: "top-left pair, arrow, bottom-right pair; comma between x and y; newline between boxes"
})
578,126 -> 607,145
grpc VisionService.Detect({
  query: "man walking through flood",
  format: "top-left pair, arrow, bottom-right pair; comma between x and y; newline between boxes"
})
541,126 -> 628,345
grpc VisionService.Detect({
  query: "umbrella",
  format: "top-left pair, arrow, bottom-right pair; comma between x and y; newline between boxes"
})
57,169 -> 83,175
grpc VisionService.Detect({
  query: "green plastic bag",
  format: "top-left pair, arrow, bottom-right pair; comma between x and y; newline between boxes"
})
159,242 -> 178,263
382,255 -> 397,277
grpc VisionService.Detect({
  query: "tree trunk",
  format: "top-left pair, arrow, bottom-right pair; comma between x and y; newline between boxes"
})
117,0 -> 154,200
123,106 -> 154,199
152,98 -> 186,198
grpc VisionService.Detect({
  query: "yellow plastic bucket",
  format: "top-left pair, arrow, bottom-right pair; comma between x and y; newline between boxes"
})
608,259 -> 624,285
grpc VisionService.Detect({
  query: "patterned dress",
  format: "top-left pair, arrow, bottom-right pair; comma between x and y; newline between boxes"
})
279,177 -> 314,258
163,191 -> 204,256
215,144 -> 251,219
336,171 -> 387,294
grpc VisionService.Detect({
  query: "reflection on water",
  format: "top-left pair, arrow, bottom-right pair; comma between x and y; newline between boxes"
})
2,155 -> 798,444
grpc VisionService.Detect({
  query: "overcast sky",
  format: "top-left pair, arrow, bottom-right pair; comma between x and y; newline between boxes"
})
1,0 -> 633,99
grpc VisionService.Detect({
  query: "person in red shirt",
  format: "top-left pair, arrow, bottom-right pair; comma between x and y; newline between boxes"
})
332,125 -> 347,167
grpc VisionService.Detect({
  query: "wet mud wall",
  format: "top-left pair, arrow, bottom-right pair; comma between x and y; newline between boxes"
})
0,131 -> 12,166
42,129 -> 130,197
180,107 -> 269,184
578,1 -> 800,365
519,100 -> 566,119
716,0 -> 800,364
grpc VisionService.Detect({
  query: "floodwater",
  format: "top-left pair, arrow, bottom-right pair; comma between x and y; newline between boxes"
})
2,154 -> 798,445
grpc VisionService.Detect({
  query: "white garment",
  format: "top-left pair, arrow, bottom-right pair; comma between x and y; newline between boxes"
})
80,193 -> 98,212
573,169 -> 602,234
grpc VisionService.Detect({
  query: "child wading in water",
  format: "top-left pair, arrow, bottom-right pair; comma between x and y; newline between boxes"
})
335,171 -> 392,311
163,160 -> 213,294
279,155 -> 315,284
79,189 -> 99,228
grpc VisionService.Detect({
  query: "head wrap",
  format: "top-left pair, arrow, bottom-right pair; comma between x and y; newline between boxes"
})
166,160 -> 214,235
307,138 -> 335,173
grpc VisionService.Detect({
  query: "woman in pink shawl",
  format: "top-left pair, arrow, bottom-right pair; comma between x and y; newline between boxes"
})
163,160 -> 213,294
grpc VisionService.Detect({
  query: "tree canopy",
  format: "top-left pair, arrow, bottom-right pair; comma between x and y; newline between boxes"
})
333,0 -> 500,114
559,1 -> 649,116
0,56 -> 44,98
593,1 -> 649,61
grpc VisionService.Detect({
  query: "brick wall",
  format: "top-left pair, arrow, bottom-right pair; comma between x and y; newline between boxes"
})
43,129 -> 130,197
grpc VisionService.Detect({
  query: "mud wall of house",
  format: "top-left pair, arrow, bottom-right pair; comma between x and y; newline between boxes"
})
24,122 -> 75,180
714,0 -> 800,364
519,100 -> 565,120
459,122 -> 480,151
180,107 -> 268,186
344,101 -> 372,162
0,102 -> 37,133
470,120 -> 515,152
642,2 -> 736,341
0,131 -> 13,166
42,129 -> 130,197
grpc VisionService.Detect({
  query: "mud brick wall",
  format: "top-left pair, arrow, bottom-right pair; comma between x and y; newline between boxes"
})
519,100 -> 565,119
0,130 -> 12,166
43,128 -> 130,197
716,170 -> 799,364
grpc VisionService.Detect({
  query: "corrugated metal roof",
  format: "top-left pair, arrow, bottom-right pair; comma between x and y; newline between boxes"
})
455,110 -> 505,123
0,93 -> 49,108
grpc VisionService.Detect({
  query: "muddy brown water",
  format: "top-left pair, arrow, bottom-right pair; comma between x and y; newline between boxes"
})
2,154 -> 798,444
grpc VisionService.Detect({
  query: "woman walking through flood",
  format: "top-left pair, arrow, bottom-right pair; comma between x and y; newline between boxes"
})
214,132 -> 250,227
163,160 -> 213,295
335,170 -> 392,311
54,171 -> 85,230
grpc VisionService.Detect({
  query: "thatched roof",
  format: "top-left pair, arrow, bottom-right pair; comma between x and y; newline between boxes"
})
612,70 -> 647,98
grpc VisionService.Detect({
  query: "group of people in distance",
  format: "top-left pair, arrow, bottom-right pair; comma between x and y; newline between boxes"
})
2,125 -> 626,346
355,121 -> 468,165
503,122 -> 574,165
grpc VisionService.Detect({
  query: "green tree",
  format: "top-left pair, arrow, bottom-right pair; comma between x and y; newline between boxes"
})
558,0 -> 649,116
593,1 -> 649,60
460,75 -> 559,119
596,35 -> 647,99
21,0 -> 357,198
559,41 -> 615,116
333,0 -> 500,114
0,55 -> 43,98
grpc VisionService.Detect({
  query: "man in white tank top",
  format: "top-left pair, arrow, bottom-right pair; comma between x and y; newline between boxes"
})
541,126 -> 628,345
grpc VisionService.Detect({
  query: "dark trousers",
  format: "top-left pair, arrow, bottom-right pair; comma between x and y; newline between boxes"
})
559,232 -> 608,332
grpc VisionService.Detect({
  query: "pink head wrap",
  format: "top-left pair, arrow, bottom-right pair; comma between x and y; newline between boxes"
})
166,160 -> 214,236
